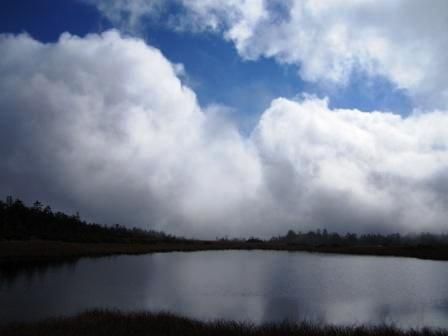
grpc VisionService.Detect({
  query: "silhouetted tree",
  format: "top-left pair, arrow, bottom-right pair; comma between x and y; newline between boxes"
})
0,196 -> 183,243
271,228 -> 448,248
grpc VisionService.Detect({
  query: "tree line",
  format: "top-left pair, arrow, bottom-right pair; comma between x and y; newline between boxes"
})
2,196 -> 448,247
271,228 -> 448,247
0,196 -> 181,243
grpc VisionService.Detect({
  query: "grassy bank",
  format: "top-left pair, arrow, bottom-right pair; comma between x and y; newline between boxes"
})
1,310 -> 447,336
1,240 -> 448,267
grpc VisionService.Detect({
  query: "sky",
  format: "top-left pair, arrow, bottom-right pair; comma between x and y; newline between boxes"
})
1,0 -> 447,238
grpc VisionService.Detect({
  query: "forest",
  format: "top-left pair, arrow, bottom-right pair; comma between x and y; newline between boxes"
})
271,228 -> 448,247
0,196 -> 180,243
2,196 -> 448,248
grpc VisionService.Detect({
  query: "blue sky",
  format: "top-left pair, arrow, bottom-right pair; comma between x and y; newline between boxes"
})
0,0 -> 411,133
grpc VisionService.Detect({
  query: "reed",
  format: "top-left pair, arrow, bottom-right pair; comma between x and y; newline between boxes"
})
1,310 -> 447,336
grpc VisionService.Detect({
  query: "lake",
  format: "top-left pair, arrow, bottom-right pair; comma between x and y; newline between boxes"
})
1,251 -> 448,328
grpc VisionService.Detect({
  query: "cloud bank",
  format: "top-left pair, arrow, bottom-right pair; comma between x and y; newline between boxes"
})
1,30 -> 447,237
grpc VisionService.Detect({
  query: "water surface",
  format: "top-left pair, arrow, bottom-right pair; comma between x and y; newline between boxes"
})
1,251 -> 448,328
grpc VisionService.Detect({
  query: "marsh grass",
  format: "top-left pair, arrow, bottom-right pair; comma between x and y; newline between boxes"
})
1,310 -> 447,336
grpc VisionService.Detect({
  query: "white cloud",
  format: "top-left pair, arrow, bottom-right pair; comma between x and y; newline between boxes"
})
86,0 -> 448,109
1,31 -> 448,237
82,0 -> 167,32
253,97 -> 448,233
0,31 -> 262,237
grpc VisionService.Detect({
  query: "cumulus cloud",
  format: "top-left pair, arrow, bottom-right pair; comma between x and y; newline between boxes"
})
254,97 -> 448,234
0,31 -> 262,237
1,31 -> 447,237
86,0 -> 448,109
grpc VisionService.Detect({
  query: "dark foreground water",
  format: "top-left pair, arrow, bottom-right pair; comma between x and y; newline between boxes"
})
1,251 -> 448,328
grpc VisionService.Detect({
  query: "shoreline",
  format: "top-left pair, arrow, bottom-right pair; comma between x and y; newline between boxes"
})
1,240 -> 448,267
1,310 -> 447,336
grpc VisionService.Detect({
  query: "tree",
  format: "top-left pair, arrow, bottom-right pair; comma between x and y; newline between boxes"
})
286,230 -> 297,240
33,201 -> 43,212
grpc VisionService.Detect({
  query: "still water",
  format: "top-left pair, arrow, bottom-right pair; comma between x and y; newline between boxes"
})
1,251 -> 448,328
